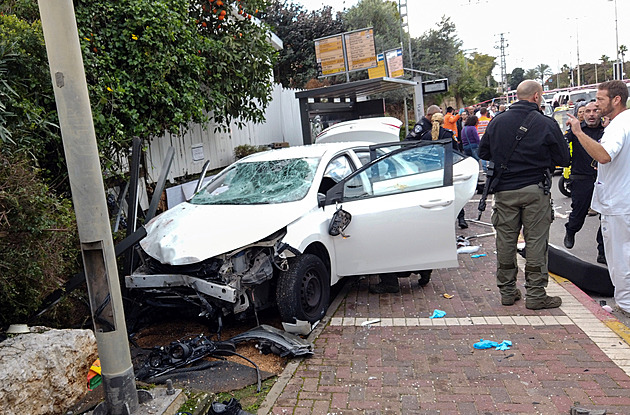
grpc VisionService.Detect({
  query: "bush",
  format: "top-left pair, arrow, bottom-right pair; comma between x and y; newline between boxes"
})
0,154 -> 81,328
234,144 -> 267,160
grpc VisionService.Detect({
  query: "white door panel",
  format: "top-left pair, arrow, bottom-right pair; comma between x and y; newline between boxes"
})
333,185 -> 457,276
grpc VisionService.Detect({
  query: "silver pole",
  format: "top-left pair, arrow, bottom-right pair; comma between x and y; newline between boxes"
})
37,1 -> 140,413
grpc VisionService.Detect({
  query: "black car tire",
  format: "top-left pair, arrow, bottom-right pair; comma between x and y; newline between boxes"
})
276,254 -> 330,324
558,176 -> 572,197
418,269 -> 432,286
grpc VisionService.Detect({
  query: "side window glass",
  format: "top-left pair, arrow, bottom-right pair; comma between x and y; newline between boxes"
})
323,155 -> 353,182
342,143 -> 446,201
320,155 -> 354,195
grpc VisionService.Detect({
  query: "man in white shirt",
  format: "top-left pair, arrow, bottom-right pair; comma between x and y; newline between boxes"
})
566,80 -> 630,313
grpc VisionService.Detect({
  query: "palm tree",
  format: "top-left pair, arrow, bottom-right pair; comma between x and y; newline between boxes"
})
535,63 -> 552,85
619,45 -> 627,79
524,68 -> 538,80
600,55 -> 611,80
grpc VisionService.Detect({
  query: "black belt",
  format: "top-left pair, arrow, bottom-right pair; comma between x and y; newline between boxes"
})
569,174 -> 596,180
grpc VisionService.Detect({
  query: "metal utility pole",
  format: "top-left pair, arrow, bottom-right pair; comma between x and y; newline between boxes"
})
37,1 -> 143,414
495,33 -> 508,95
399,0 -> 412,131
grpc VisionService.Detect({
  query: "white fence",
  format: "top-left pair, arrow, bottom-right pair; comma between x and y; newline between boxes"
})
144,83 -> 303,183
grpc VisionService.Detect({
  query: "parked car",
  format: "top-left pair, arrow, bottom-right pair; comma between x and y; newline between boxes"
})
126,124 -> 479,326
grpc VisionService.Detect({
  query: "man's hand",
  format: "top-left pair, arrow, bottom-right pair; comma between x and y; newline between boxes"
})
566,113 -> 582,133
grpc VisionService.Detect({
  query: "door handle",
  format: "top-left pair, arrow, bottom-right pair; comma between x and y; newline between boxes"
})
453,174 -> 473,182
420,199 -> 453,208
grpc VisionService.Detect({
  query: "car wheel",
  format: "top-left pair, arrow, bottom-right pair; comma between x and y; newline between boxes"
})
276,254 -> 330,324
418,269 -> 432,286
558,176 -> 572,198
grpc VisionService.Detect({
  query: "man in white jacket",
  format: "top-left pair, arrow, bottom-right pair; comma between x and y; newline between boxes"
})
566,80 -> 630,314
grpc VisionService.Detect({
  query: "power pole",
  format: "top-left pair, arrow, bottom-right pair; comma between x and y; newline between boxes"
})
399,0 -> 413,130
37,1 -> 146,413
495,33 -> 509,94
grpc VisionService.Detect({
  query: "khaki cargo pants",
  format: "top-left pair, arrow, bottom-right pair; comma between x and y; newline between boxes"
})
491,184 -> 553,301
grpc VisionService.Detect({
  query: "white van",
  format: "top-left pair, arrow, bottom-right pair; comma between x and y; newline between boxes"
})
553,89 -> 597,108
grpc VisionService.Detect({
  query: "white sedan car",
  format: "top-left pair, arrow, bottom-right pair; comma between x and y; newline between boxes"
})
126,138 -> 479,325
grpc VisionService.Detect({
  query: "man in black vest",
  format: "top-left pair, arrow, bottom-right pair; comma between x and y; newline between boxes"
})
562,101 -> 606,264
479,80 -> 570,309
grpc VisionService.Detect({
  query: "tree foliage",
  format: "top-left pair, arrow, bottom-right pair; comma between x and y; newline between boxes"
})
262,0 -> 344,88
509,67 -> 525,90
412,16 -> 462,84
0,153 -> 80,328
344,0 -> 401,53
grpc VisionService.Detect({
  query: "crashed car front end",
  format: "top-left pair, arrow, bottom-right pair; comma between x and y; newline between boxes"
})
128,228 -> 293,317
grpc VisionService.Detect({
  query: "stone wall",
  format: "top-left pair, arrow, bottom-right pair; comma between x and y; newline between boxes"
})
0,327 -> 98,415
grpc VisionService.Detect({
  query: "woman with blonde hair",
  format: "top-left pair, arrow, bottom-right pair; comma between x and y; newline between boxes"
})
421,112 -> 460,150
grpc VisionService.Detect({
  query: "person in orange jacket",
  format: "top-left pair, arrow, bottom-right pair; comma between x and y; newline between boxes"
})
443,106 -> 460,139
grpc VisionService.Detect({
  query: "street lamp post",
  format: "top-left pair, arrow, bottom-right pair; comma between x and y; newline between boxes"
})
609,0 -> 622,79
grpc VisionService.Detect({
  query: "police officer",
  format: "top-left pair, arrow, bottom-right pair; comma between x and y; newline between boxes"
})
405,105 -> 442,140
563,101 -> 606,264
479,80 -> 570,309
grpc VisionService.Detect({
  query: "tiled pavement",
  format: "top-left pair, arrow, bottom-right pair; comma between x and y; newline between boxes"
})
261,215 -> 630,414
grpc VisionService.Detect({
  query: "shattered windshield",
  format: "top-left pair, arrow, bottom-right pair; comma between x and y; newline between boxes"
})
190,158 -> 320,205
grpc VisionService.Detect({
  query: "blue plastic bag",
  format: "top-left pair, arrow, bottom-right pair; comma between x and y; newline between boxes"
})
430,309 -> 446,319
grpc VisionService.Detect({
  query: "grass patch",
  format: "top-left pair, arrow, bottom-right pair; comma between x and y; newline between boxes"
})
213,377 -> 277,412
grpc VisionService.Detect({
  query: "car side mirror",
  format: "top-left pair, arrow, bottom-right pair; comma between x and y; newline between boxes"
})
328,207 -> 352,237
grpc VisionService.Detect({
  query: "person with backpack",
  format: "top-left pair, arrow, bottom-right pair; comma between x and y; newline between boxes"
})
479,80 -> 570,310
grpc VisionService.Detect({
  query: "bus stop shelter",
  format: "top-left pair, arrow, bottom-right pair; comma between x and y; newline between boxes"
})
295,77 -> 418,145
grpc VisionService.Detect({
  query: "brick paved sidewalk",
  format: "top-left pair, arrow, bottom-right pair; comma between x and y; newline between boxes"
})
265,228 -> 630,414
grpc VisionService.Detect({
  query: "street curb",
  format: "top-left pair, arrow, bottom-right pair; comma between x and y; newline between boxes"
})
550,272 -> 630,346
256,279 -> 352,414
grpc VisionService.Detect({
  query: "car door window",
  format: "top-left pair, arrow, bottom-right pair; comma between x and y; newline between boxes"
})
318,155 -> 355,194
340,142 -> 449,201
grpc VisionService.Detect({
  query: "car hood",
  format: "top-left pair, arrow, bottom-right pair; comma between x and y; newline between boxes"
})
140,201 -> 311,265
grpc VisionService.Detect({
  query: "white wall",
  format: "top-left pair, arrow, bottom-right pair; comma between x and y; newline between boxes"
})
144,83 -> 303,183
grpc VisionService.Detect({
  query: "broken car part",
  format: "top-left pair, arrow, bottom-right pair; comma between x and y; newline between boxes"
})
229,324 -> 314,358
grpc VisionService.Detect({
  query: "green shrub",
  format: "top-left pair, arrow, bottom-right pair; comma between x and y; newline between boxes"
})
234,144 -> 267,160
0,154 -> 81,328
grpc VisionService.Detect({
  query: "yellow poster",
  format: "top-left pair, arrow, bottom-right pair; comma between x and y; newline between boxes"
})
314,35 -> 345,76
368,53 -> 386,79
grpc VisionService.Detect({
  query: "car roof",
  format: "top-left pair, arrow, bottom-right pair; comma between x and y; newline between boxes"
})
239,142 -> 376,162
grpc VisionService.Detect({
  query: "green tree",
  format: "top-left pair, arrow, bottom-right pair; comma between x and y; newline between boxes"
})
508,67 -> 525,90
0,15 -> 62,186
344,0 -> 401,53
524,68 -> 538,80
412,16 -> 462,84
600,55 -> 611,80
76,0 -> 276,171
262,1 -> 344,88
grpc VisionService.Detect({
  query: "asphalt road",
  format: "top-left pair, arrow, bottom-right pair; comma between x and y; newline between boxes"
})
548,173 -> 625,323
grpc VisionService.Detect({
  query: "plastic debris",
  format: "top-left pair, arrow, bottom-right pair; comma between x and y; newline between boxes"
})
457,246 -> 480,254
443,293 -> 454,299
495,341 -> 512,351
430,309 -> 446,319
473,339 -> 498,349
470,254 -> 487,258
473,339 -> 512,350
602,305 -> 613,313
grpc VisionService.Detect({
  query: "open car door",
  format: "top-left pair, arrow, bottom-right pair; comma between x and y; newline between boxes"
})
325,140 -> 458,276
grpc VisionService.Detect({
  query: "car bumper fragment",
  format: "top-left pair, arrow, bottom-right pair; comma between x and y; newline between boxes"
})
126,273 -> 237,303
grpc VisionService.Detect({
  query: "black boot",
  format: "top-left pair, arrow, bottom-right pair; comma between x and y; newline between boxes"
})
369,274 -> 400,294
563,231 -> 575,249
458,217 -> 468,229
